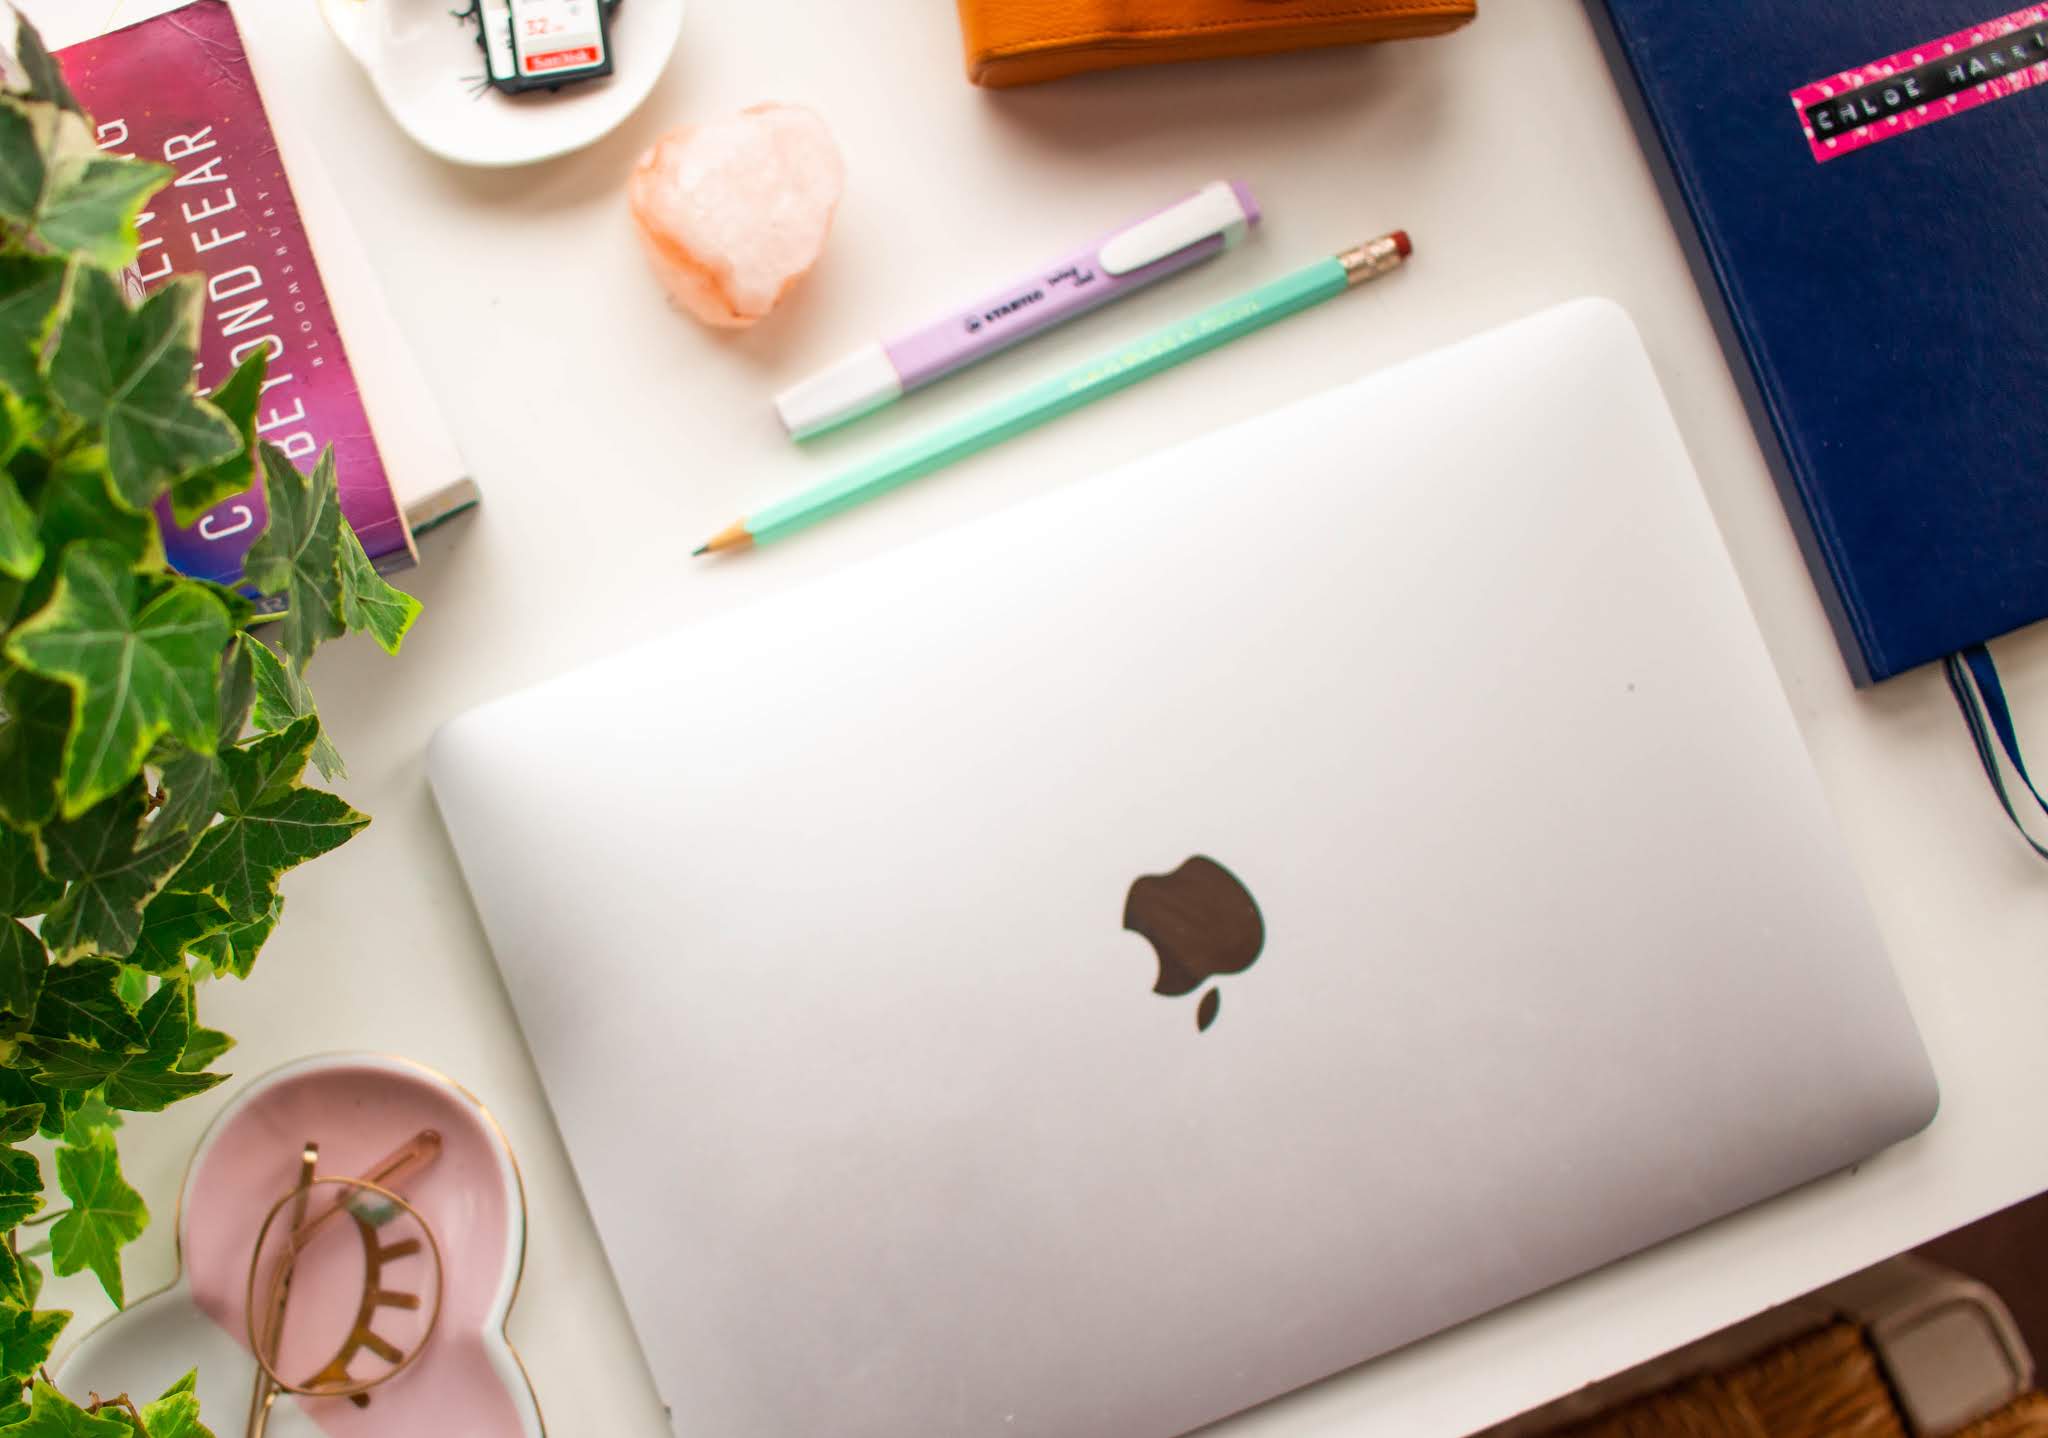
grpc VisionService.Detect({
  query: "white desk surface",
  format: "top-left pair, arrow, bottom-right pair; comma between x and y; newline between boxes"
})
21,1 -> 2048,1434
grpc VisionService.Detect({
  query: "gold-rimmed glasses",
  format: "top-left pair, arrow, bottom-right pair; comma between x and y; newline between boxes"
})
242,1132 -> 446,1438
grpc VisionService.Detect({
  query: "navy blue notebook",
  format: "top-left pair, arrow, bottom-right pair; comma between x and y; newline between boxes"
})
1586,1 -> 2048,684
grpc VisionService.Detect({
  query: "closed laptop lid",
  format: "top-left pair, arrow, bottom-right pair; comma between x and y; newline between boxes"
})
429,299 -> 1937,1438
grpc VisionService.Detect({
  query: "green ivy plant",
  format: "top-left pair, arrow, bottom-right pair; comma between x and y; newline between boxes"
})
0,17 -> 419,1432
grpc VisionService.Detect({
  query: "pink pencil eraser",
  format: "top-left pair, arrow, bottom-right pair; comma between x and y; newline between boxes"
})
628,104 -> 846,330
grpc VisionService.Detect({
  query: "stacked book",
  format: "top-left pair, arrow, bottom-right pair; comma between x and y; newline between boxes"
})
55,0 -> 477,594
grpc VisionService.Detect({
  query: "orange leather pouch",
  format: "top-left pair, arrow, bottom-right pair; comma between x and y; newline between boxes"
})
955,0 -> 1477,87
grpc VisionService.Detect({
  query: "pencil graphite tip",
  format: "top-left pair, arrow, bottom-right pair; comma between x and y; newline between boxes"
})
693,521 -> 756,557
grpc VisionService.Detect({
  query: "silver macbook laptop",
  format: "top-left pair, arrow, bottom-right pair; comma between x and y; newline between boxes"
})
430,299 -> 1936,1437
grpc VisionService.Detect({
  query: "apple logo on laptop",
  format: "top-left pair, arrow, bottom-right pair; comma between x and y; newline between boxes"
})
1123,856 -> 1265,1032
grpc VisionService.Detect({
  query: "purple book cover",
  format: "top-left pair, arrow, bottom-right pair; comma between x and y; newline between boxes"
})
57,1 -> 406,586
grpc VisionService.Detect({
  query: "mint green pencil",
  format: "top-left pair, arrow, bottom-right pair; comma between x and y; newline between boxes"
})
692,231 -> 1411,556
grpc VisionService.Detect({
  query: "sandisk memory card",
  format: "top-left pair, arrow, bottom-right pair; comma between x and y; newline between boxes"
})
506,0 -> 613,89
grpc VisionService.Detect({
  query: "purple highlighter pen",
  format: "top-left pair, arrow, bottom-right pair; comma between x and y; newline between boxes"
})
774,179 -> 1260,440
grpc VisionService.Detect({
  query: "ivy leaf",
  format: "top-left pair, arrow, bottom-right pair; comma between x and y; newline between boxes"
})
29,958 -> 142,1051
0,390 -> 31,469
0,920 -> 45,1031
124,1374 -> 210,1438
150,747 -> 220,846
177,1021 -> 232,1074
51,1129 -> 147,1306
182,578 -> 256,634
0,255 -> 66,407
0,670 -> 69,829
166,349 -> 265,526
175,791 -> 362,928
0,1107 -> 40,1145
0,1382 -> 131,1438
8,543 -> 232,817
0,1297 -> 65,1384
0,825 -> 58,917
0,97 -> 168,271
241,446 -> 344,668
59,1093 -> 119,1148
36,786 -> 197,960
187,894 -> 278,980
218,632 -> 257,741
38,159 -> 168,272
0,1146 -> 40,1230
0,1066 -> 76,1142
29,980 -> 222,1112
0,466 -> 38,580
13,445 -> 165,658
226,716 -> 320,810
246,636 -> 340,780
38,164 -> 165,272
34,446 -> 162,581
0,101 -> 83,235
44,270 -> 236,508
0,1270 -> 46,1392
169,719 -> 365,923
0,1233 -> 39,1305
126,889 -> 231,977
338,521 -> 419,655
10,15 -> 83,115
154,637 -> 257,842
0,255 -> 67,411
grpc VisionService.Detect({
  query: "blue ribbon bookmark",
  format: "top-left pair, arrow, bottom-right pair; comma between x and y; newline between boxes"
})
1944,644 -> 2048,861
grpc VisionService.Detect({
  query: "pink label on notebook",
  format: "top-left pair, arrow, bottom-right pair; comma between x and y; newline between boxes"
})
1790,5 -> 2048,163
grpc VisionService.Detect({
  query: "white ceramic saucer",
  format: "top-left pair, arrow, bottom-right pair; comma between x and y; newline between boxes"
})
317,0 -> 684,168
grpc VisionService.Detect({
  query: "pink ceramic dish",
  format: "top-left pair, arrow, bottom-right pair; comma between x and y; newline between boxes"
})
56,1054 -> 544,1438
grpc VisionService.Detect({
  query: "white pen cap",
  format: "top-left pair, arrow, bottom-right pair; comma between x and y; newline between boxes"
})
775,343 -> 904,441
1097,180 -> 1256,274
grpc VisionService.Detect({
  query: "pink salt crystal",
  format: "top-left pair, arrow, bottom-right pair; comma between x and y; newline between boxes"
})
628,103 -> 846,329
